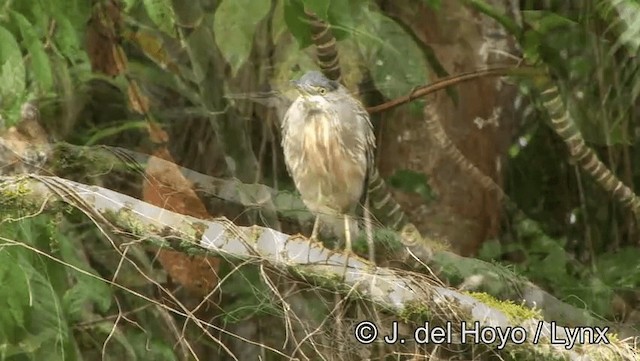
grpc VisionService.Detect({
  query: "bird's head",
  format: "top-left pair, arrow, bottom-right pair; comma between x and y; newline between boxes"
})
291,71 -> 340,108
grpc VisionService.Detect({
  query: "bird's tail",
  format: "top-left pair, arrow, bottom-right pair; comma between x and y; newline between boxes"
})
366,168 -> 410,231
366,168 -> 432,260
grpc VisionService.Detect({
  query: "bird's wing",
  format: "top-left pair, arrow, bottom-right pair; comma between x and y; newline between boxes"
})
280,100 -> 302,174
352,100 -> 376,178
345,98 -> 376,212
280,103 -> 296,177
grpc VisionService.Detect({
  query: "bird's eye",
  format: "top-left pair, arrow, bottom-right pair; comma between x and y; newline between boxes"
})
318,87 -> 327,95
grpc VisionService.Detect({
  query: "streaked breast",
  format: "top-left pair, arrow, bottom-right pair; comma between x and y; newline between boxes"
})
293,112 -> 367,213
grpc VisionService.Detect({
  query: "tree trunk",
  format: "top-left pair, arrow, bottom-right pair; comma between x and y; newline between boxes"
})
377,0 -> 520,255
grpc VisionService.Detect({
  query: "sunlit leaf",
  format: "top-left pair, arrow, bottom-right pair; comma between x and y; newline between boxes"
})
354,9 -> 429,100
606,0 -> 640,54
11,11 -> 54,93
272,0 -> 288,43
0,26 -> 26,108
213,0 -> 271,76
52,12 -> 86,64
143,0 -> 176,36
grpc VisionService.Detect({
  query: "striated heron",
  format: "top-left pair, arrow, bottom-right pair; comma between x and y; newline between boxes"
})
281,71 -> 376,257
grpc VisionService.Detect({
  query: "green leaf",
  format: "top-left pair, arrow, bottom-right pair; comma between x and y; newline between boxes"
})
129,331 -> 178,361
58,229 -> 113,319
324,0 -> 363,41
11,11 -> 54,93
142,0 -> 176,36
284,0 -> 313,48
388,169 -> 435,201
95,322 -> 138,360
596,247 -> 640,287
122,0 -> 140,12
354,9 -> 429,100
421,0 -> 442,9
521,29 -> 542,63
51,12 -> 86,64
11,0 -> 49,34
219,264 -> 278,323
301,0 -> 329,20
0,247 -> 70,358
0,25 -> 26,107
56,0 -> 92,30
213,0 -> 271,76
0,249 -> 29,330
478,239 -> 503,260
272,0 -> 288,43
63,280 -> 104,321
285,0 -> 365,46
85,120 -> 149,145
521,10 -> 576,34
611,0 -> 640,54
185,25 -> 214,83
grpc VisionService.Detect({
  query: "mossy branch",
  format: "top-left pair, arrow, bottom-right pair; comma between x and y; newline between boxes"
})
0,174 -> 635,361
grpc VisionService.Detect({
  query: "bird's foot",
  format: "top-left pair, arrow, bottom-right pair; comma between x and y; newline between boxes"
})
340,243 -> 355,280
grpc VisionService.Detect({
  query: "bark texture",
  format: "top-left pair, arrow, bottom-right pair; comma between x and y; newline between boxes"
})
377,0 -> 520,255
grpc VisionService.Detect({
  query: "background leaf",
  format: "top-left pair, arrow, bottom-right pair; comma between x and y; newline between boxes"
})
213,0 -> 271,76
143,0 -> 176,36
0,25 -> 26,109
11,11 -> 54,93
353,8 -> 429,100
284,0 -> 312,48
51,11 -> 87,64
301,0 -> 329,19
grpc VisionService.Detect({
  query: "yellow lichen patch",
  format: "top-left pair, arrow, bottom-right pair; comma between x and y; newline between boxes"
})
0,177 -> 31,207
465,291 -> 541,323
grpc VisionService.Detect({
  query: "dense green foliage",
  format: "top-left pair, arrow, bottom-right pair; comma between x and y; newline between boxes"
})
1,0 -> 640,359
476,0 -> 640,319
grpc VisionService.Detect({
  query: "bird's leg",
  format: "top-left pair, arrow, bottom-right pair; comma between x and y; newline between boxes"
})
310,216 -> 320,240
343,214 -> 352,254
364,195 -> 375,263
341,214 -> 353,278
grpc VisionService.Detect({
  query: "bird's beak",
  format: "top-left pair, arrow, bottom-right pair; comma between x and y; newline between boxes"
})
290,79 -> 302,90
291,80 -> 309,97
